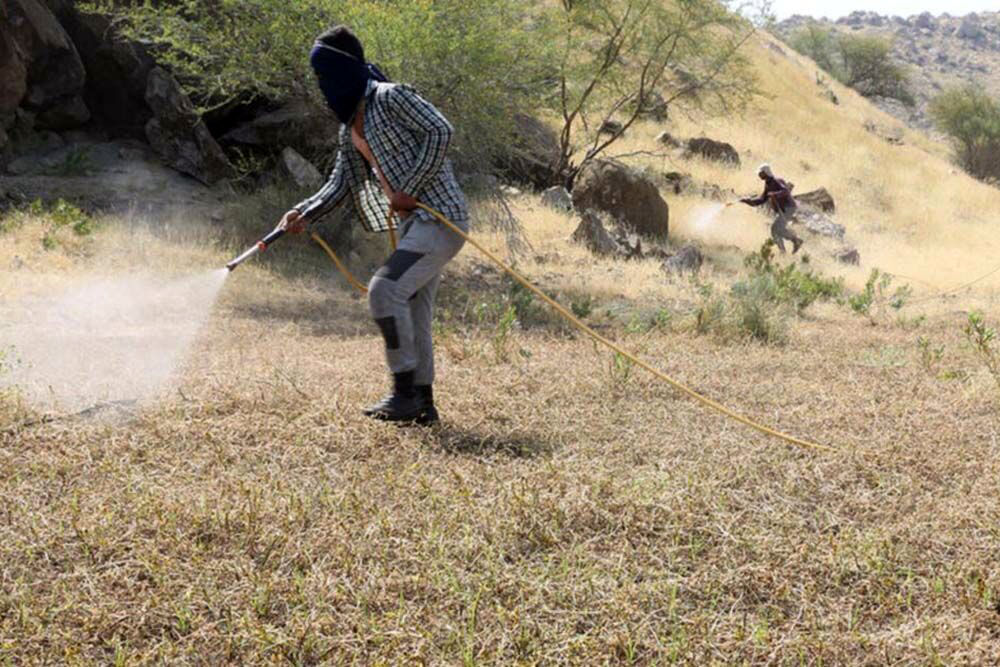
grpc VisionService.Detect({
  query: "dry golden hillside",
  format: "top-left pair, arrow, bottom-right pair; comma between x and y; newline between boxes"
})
613,31 -> 1000,298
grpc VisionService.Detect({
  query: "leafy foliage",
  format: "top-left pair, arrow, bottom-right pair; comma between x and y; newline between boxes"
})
930,86 -> 1000,183
84,0 -> 551,172
549,0 -> 760,182
692,242 -> 843,345
739,241 -> 844,313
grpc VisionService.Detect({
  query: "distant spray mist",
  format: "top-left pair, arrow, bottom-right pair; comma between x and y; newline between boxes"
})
0,269 -> 229,412
690,203 -> 726,234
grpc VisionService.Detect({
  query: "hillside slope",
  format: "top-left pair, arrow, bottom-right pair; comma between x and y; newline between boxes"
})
620,28 -> 1000,297
773,10 -> 1000,131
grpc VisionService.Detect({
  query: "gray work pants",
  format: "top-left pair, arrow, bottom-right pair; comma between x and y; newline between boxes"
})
367,215 -> 466,385
770,202 -> 802,253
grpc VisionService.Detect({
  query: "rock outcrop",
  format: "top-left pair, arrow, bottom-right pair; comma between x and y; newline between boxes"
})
684,137 -> 740,166
144,67 -> 236,185
571,159 -> 669,238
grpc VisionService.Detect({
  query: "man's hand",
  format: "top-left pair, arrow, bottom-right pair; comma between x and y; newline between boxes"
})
389,191 -> 418,215
278,209 -> 306,234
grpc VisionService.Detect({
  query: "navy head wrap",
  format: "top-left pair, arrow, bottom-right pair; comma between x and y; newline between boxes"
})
310,42 -> 371,124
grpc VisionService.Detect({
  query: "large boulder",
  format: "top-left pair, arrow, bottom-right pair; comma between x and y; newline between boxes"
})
799,209 -> 846,240
571,159 -> 669,238
221,97 -> 340,159
684,137 -> 740,166
499,113 -> 561,189
144,67 -> 236,185
0,21 -> 28,116
795,187 -> 836,213
7,0 -> 87,112
36,93 -> 89,130
55,10 -> 155,139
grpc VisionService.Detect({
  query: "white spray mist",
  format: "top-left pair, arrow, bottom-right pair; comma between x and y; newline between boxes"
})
690,203 -> 726,234
1,269 -> 229,412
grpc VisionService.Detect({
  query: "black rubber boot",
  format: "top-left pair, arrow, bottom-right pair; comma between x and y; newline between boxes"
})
363,371 -> 423,422
792,237 -> 804,254
415,385 -> 439,426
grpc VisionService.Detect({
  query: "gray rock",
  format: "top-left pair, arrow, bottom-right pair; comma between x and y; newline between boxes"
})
572,159 -> 669,238
661,244 -> 703,274
655,131 -> 682,148
571,209 -> 620,257
540,185 -> 572,211
56,11 -> 155,138
599,120 -> 623,135
222,97 -> 339,156
799,209 -> 846,240
914,12 -> 935,30
0,22 -> 28,115
7,0 -> 87,110
36,94 -> 90,130
610,225 -> 643,260
499,112 -> 561,188
632,91 -> 668,121
684,137 -> 740,166
662,171 -> 693,194
957,17 -> 984,41
795,187 -> 836,213
279,146 -> 322,190
834,247 -> 861,265
144,67 -> 236,185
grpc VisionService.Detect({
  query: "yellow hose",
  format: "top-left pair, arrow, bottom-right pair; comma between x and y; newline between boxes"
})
312,203 -> 835,453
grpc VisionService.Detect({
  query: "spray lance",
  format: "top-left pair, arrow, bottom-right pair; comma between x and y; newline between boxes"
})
225,226 -> 287,272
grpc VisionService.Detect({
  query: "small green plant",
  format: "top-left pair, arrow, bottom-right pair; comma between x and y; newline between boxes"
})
740,241 -> 843,313
916,336 -> 945,376
691,277 -> 787,345
47,147 -> 92,177
608,351 -> 635,388
964,312 -> 1000,397
492,305 -> 518,363
848,268 -> 911,325
571,294 -> 594,320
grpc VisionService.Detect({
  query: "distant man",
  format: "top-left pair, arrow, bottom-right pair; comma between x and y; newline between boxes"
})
277,25 -> 468,424
739,164 -> 804,254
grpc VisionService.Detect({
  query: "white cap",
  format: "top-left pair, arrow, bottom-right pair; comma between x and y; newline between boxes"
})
758,163 -> 774,177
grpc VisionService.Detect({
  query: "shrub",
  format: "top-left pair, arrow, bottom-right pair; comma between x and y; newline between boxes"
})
739,241 -> 844,313
848,268 -> 911,325
692,278 -> 787,345
788,25 -> 912,105
930,87 -> 1000,183
85,0 -> 552,174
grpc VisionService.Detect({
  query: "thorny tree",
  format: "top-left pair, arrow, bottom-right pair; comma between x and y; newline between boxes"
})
552,0 -> 763,186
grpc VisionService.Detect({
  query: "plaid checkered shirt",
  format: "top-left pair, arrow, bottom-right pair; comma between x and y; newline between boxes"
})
296,80 -> 468,233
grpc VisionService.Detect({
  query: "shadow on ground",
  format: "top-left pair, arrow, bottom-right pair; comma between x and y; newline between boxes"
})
427,424 -> 555,459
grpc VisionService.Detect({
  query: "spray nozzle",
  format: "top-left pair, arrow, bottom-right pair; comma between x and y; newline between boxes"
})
225,227 -> 286,272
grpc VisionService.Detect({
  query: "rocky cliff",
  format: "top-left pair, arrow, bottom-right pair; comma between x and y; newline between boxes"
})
773,11 -> 1000,132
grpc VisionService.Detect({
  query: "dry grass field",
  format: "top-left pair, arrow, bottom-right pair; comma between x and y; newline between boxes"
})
2,32 -> 1000,665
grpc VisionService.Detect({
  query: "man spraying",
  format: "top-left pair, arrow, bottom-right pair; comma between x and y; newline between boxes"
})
737,164 -> 804,254
277,26 -> 468,424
